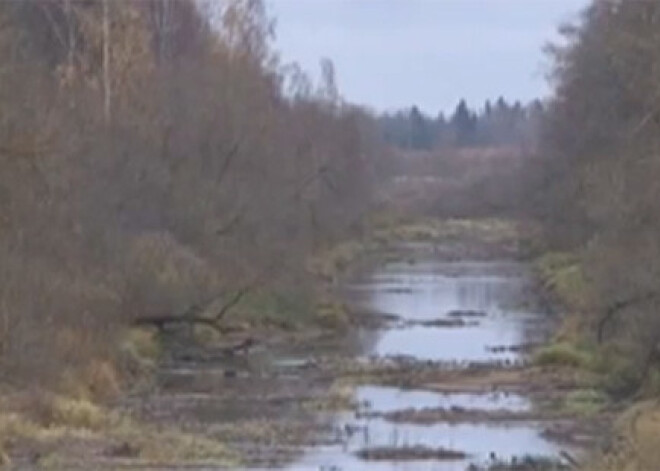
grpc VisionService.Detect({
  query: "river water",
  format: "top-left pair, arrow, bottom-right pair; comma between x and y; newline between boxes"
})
286,254 -> 563,471
134,246 -> 569,471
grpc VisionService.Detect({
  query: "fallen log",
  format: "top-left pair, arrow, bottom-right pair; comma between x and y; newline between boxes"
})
133,315 -> 223,333
132,279 -> 258,334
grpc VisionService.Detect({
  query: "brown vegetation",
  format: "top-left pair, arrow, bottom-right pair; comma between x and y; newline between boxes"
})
0,0 -> 384,396
522,2 -> 660,468
530,1 -> 660,399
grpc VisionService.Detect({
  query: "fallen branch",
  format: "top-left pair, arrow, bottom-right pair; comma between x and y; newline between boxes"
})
133,314 -> 222,333
215,209 -> 244,236
132,265 -> 275,334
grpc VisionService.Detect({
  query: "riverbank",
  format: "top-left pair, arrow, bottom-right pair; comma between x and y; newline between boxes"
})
0,217 -> 604,470
285,234 -> 592,470
533,252 -> 660,471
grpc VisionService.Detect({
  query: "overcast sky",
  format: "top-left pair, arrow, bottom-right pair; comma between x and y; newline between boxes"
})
267,0 -> 589,114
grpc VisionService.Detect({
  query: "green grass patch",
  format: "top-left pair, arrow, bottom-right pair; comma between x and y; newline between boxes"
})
562,389 -> 608,416
536,252 -> 590,311
533,342 -> 593,368
370,218 -> 529,251
228,289 -> 314,330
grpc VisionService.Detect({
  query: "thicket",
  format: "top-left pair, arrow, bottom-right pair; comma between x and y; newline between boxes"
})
0,0 -> 385,394
531,0 -> 660,397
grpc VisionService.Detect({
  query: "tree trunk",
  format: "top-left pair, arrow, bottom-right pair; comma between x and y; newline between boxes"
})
102,0 -> 111,122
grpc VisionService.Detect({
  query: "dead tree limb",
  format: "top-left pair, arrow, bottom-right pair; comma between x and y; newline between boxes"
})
213,284 -> 252,322
216,209 -> 244,236
132,265 -> 275,333
216,140 -> 240,187
40,4 -> 68,53
133,315 -> 223,333
292,164 -> 329,201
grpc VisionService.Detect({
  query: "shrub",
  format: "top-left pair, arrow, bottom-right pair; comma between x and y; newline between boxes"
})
315,301 -> 350,330
536,252 -> 589,311
122,232 -> 222,321
533,342 -> 592,368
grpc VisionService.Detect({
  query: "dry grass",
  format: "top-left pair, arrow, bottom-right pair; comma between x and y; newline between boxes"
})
587,401 -> 660,471
315,301 -> 350,330
120,328 -> 161,364
47,397 -> 109,431
0,394 -> 238,467
304,383 -> 357,411
307,240 -> 366,281
109,416 -> 238,464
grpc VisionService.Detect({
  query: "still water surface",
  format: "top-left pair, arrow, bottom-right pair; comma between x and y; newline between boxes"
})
287,256 -> 560,471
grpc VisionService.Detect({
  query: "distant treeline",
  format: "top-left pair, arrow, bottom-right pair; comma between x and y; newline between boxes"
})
379,98 -> 544,150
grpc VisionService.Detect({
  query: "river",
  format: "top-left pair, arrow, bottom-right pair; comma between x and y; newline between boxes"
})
132,242 -> 574,471
286,251 -> 563,470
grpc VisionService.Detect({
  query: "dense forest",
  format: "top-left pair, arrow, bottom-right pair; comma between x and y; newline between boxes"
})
0,0 -> 385,388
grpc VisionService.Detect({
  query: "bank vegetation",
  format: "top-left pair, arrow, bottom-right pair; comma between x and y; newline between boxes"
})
0,0 -> 385,454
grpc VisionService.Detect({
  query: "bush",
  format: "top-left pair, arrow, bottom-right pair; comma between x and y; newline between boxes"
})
533,342 -> 592,368
122,233 -> 223,320
315,301 -> 350,330
536,252 -> 589,311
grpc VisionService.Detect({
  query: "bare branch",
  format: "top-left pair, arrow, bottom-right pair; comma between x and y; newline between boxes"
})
292,164 -> 329,200
216,209 -> 244,236
216,140 -> 241,187
40,4 -> 68,53
597,291 -> 660,343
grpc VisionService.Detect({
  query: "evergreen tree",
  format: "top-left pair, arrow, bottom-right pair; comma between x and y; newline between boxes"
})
409,105 -> 433,150
451,99 -> 477,146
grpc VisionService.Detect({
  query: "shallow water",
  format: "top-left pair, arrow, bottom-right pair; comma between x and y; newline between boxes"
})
286,254 -> 563,470
355,386 -> 531,413
342,260 -> 549,363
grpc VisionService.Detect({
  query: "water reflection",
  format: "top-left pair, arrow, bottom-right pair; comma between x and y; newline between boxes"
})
289,257 -> 560,470
344,260 -> 551,362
